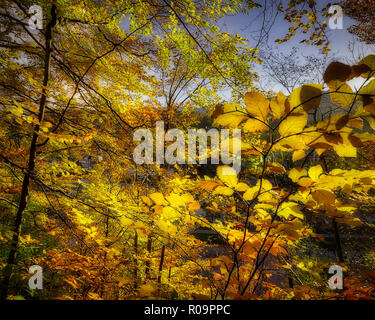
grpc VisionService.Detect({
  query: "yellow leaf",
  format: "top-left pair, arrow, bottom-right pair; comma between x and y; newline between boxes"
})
329,81 -> 354,107
214,103 -> 247,127
259,179 -> 273,191
244,91 -> 270,121
312,189 -> 335,205
366,116 -> 375,130
156,219 -> 177,234
120,217 -> 133,227
235,182 -> 250,192
265,162 -> 286,174
142,196 -> 153,206
298,177 -> 314,187
217,165 -> 238,187
213,186 -> 234,196
149,193 -> 168,205
358,55 -> 375,78
279,108 -> 307,136
215,113 -> 247,128
162,206 -> 179,219
197,180 -> 222,191
278,202 -> 303,219
289,84 -> 322,112
181,193 -> 194,203
308,165 -> 323,181
166,193 -> 187,207
270,92 -> 289,119
359,79 -> 375,96
243,186 -> 258,201
243,118 -> 268,132
292,150 -> 306,162
288,168 -> 307,182
188,201 -> 200,211
333,143 -> 356,157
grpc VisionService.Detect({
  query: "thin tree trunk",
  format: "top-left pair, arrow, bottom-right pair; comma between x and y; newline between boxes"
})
0,4 -> 57,300
320,154 -> 344,263
157,245 -> 165,283
332,219 -> 344,262
145,235 -> 152,280
134,230 -> 138,278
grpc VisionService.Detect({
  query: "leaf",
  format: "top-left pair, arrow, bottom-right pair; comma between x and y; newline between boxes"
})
244,91 -> 270,121
335,114 -> 349,130
149,193 -> 168,205
270,92 -> 290,119
292,150 -> 306,162
308,165 -> 323,181
211,103 -> 224,119
329,81 -> 354,107
142,196 -> 153,206
213,186 -> 234,196
324,132 -> 343,145
364,99 -> 375,116
156,219 -> 177,234
217,165 -> 238,187
348,135 -> 364,148
298,177 -> 314,187
259,179 -> 273,191
279,109 -> 307,136
358,79 -> 375,96
288,168 -> 307,182
347,117 -> 363,129
367,116 -> 375,130
215,113 -> 247,128
278,202 -> 303,219
351,63 -> 371,78
289,84 -> 322,112
214,103 -> 247,127
265,162 -> 286,174
243,186 -> 258,201
162,206 -> 179,220
166,193 -> 188,207
235,182 -> 250,192
189,201 -> 200,211
333,143 -> 357,157
197,180 -> 222,191
323,62 -> 353,83
243,118 -> 268,132
312,189 -> 335,205
120,217 -> 133,227
214,113 -> 247,128
357,55 -> 375,78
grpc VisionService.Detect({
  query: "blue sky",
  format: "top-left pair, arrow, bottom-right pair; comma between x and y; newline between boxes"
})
218,0 -> 374,93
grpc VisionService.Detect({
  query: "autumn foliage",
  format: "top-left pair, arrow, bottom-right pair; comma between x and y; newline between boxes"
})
0,0 -> 375,301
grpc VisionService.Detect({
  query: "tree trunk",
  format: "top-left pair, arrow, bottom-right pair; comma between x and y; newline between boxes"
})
157,245 -> 165,283
145,235 -> 152,280
0,4 -> 57,300
332,219 -> 344,262
134,231 -> 138,278
320,154 -> 344,263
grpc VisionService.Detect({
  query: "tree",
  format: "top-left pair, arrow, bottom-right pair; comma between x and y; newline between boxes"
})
343,0 -> 375,44
0,0 -> 260,299
0,0 -> 375,301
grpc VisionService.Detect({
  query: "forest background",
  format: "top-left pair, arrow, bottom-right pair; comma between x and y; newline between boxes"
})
0,0 -> 375,300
